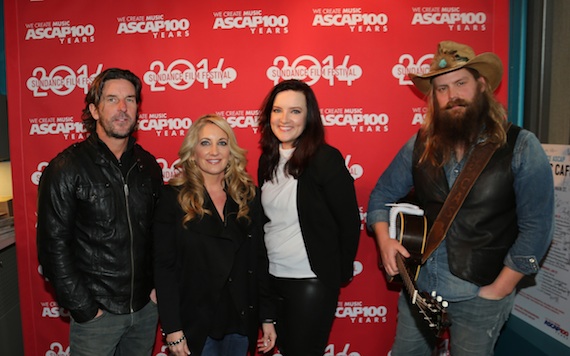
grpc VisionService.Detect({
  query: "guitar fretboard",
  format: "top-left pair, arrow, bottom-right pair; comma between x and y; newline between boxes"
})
396,252 -> 418,303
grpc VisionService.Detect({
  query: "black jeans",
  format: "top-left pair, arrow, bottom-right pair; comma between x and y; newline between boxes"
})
272,276 -> 339,356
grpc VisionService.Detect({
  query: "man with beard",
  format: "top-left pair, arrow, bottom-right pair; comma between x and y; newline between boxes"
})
367,41 -> 554,356
37,68 -> 163,355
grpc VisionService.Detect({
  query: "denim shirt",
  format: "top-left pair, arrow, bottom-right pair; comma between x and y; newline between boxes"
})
367,128 -> 554,301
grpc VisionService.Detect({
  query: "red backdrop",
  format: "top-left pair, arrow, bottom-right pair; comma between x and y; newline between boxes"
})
4,1 -> 509,355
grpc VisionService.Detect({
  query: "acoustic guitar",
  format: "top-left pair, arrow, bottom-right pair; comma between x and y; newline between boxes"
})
391,211 -> 451,337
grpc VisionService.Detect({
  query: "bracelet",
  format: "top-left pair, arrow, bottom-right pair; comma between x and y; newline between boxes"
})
166,335 -> 186,347
262,318 -> 276,324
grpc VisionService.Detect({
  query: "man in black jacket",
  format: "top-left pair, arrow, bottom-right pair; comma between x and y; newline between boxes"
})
37,68 -> 163,355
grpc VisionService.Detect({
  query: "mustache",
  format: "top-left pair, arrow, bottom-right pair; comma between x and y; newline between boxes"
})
444,99 -> 469,109
113,112 -> 133,120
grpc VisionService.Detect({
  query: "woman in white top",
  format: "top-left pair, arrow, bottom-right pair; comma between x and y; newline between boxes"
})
257,80 -> 360,355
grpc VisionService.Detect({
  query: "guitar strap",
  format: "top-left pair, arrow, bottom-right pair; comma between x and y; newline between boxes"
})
420,125 -> 509,264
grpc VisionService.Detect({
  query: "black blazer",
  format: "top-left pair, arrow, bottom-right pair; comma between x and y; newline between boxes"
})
153,185 -> 274,355
259,144 -> 361,289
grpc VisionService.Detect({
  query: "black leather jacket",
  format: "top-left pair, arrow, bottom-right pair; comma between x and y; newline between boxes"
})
37,133 -> 163,323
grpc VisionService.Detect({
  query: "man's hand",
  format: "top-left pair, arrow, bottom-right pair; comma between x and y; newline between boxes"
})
479,266 -> 523,300
372,222 -> 410,276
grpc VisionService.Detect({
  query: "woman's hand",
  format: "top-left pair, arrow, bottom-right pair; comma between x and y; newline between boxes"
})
166,330 -> 190,356
257,322 -> 276,353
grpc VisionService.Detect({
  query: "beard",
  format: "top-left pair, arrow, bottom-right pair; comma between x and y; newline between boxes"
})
98,112 -> 137,139
433,87 -> 488,151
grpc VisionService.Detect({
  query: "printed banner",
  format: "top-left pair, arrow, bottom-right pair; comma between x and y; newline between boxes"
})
4,1 -> 509,355
512,144 -> 570,347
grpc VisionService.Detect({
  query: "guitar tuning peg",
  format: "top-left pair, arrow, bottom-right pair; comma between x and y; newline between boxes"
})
442,301 -> 449,308
436,295 -> 443,303
431,291 -> 436,297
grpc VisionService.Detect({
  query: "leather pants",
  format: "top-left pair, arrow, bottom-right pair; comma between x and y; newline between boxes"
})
271,276 -> 339,356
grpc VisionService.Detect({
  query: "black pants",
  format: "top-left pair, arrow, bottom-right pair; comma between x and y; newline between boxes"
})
272,276 -> 339,356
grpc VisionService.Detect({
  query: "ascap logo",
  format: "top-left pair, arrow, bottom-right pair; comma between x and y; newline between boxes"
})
212,9 -> 289,35
143,59 -> 236,91
336,301 -> 388,324
26,64 -> 103,97
411,6 -> 487,31
138,113 -> 192,137
321,108 -> 389,133
28,117 -> 87,140
412,12 -> 486,25
156,158 -> 181,183
312,7 -> 388,33
24,20 -> 95,44
544,319 -> 569,338
267,55 -> 362,86
116,14 -> 190,39
392,54 -> 434,86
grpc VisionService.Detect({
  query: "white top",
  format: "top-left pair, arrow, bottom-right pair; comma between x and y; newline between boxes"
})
261,146 -> 316,278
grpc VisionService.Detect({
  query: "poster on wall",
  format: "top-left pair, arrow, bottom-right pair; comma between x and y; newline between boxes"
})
3,0 -> 510,355
512,144 -> 570,347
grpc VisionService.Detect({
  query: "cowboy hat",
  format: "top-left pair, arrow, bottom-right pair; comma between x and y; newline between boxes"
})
409,40 -> 503,94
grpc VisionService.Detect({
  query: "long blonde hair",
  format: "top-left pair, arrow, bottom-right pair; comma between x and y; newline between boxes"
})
170,114 -> 256,224
418,70 -> 508,167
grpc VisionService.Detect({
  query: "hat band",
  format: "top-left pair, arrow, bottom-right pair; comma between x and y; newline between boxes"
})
438,54 -> 470,69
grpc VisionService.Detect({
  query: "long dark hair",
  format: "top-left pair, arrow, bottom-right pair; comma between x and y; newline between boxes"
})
258,79 -> 325,183
81,68 -> 142,133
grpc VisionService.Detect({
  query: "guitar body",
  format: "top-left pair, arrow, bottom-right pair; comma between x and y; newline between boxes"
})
395,212 -> 427,281
388,211 -> 451,337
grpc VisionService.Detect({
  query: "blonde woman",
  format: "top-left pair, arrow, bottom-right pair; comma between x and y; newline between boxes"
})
154,115 -> 276,356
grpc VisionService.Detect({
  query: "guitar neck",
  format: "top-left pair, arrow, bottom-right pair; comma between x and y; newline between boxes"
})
392,212 -> 451,336
396,252 -> 419,304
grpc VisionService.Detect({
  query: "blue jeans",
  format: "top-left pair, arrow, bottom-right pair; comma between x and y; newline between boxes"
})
391,290 -> 516,356
201,334 -> 248,356
69,301 -> 158,356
